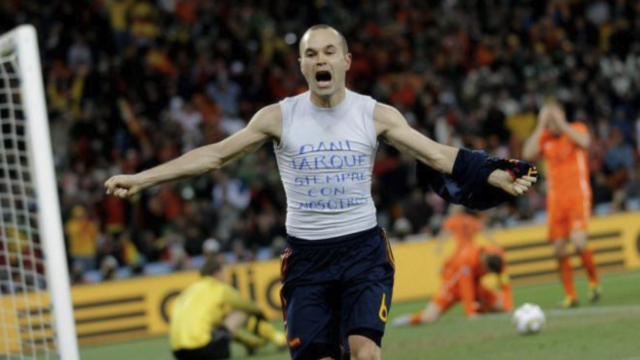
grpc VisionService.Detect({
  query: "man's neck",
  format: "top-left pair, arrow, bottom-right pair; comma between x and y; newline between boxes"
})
310,88 -> 347,108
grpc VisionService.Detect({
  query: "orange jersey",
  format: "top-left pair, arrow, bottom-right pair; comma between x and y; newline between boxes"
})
539,122 -> 591,239
441,214 -> 482,270
436,245 -> 512,316
539,123 -> 591,203
443,214 -> 482,250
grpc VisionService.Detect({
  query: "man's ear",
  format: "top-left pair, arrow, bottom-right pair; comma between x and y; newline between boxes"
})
345,53 -> 352,71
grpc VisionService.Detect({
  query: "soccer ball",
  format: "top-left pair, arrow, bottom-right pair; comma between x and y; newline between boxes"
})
512,303 -> 545,335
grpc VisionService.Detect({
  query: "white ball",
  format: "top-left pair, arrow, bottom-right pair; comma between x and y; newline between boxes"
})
512,303 -> 546,335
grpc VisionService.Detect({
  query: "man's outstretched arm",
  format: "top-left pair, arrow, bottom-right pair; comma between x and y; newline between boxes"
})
374,103 -> 535,196
374,103 -> 458,174
105,104 -> 282,198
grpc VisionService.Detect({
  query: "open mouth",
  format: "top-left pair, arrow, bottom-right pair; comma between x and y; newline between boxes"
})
315,71 -> 332,87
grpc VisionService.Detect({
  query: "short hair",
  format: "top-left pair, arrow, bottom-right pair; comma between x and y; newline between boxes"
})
299,24 -> 349,56
200,255 -> 223,277
485,253 -> 504,273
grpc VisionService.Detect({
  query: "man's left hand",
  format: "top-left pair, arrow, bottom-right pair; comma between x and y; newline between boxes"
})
489,171 -> 537,196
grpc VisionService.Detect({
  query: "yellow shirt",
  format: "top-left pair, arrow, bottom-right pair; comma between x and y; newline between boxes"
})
65,219 -> 98,257
506,112 -> 537,142
130,1 -> 159,39
106,0 -> 134,31
169,276 -> 262,350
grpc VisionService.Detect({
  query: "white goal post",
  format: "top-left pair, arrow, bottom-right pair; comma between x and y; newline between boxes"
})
0,25 -> 79,360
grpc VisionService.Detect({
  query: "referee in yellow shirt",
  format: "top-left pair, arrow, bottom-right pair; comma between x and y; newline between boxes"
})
170,256 -> 286,359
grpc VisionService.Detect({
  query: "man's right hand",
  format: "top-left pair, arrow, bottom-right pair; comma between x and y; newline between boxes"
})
104,174 -> 144,198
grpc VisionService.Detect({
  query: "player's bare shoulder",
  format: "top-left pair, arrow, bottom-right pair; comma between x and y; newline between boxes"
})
372,102 -> 405,138
249,103 -> 283,142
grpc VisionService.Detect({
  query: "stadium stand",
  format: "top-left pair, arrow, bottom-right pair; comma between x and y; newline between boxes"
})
1,0 -> 638,283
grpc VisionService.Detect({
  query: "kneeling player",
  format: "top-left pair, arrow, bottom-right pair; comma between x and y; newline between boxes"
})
170,256 -> 286,359
393,245 -> 512,326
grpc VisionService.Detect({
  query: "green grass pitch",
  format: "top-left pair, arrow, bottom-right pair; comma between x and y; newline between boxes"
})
80,270 -> 640,360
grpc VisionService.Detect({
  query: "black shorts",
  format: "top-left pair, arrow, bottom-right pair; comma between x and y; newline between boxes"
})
280,227 -> 395,360
173,327 -> 231,360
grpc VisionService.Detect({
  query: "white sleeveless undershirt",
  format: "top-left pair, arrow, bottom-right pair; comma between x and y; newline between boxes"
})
274,90 -> 378,240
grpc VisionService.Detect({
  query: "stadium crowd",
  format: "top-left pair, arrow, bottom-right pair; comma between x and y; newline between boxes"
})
1,0 -> 639,283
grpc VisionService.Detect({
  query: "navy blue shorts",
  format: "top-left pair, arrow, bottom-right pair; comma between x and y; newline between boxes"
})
279,227 -> 395,360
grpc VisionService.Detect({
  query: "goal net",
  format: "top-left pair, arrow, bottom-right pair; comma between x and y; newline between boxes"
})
0,25 -> 79,360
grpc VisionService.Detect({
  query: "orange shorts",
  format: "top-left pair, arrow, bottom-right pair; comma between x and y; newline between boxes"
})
548,196 -> 590,241
433,282 -> 497,313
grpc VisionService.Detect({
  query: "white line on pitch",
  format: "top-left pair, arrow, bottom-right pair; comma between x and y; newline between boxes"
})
464,304 -> 640,322
545,304 -> 640,316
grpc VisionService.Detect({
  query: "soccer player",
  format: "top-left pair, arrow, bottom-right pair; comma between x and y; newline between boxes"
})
392,244 -> 512,326
436,205 -> 483,260
523,103 -> 601,308
106,25 -> 536,360
170,255 -> 286,360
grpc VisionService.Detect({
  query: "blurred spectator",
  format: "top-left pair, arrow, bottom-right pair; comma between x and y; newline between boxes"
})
67,35 -> 92,71
105,0 -> 135,50
71,262 -> 89,285
2,0 -> 639,282
206,73 -> 242,116
202,238 -> 221,257
64,205 -> 98,271
603,129 -> 637,186
169,243 -> 190,271
100,255 -> 119,281
606,130 -> 637,172
392,217 -> 413,240
623,168 -> 640,206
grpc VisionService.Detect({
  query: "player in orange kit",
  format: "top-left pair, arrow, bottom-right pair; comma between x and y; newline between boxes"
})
523,103 -> 601,308
436,205 -> 484,262
392,244 -> 512,326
